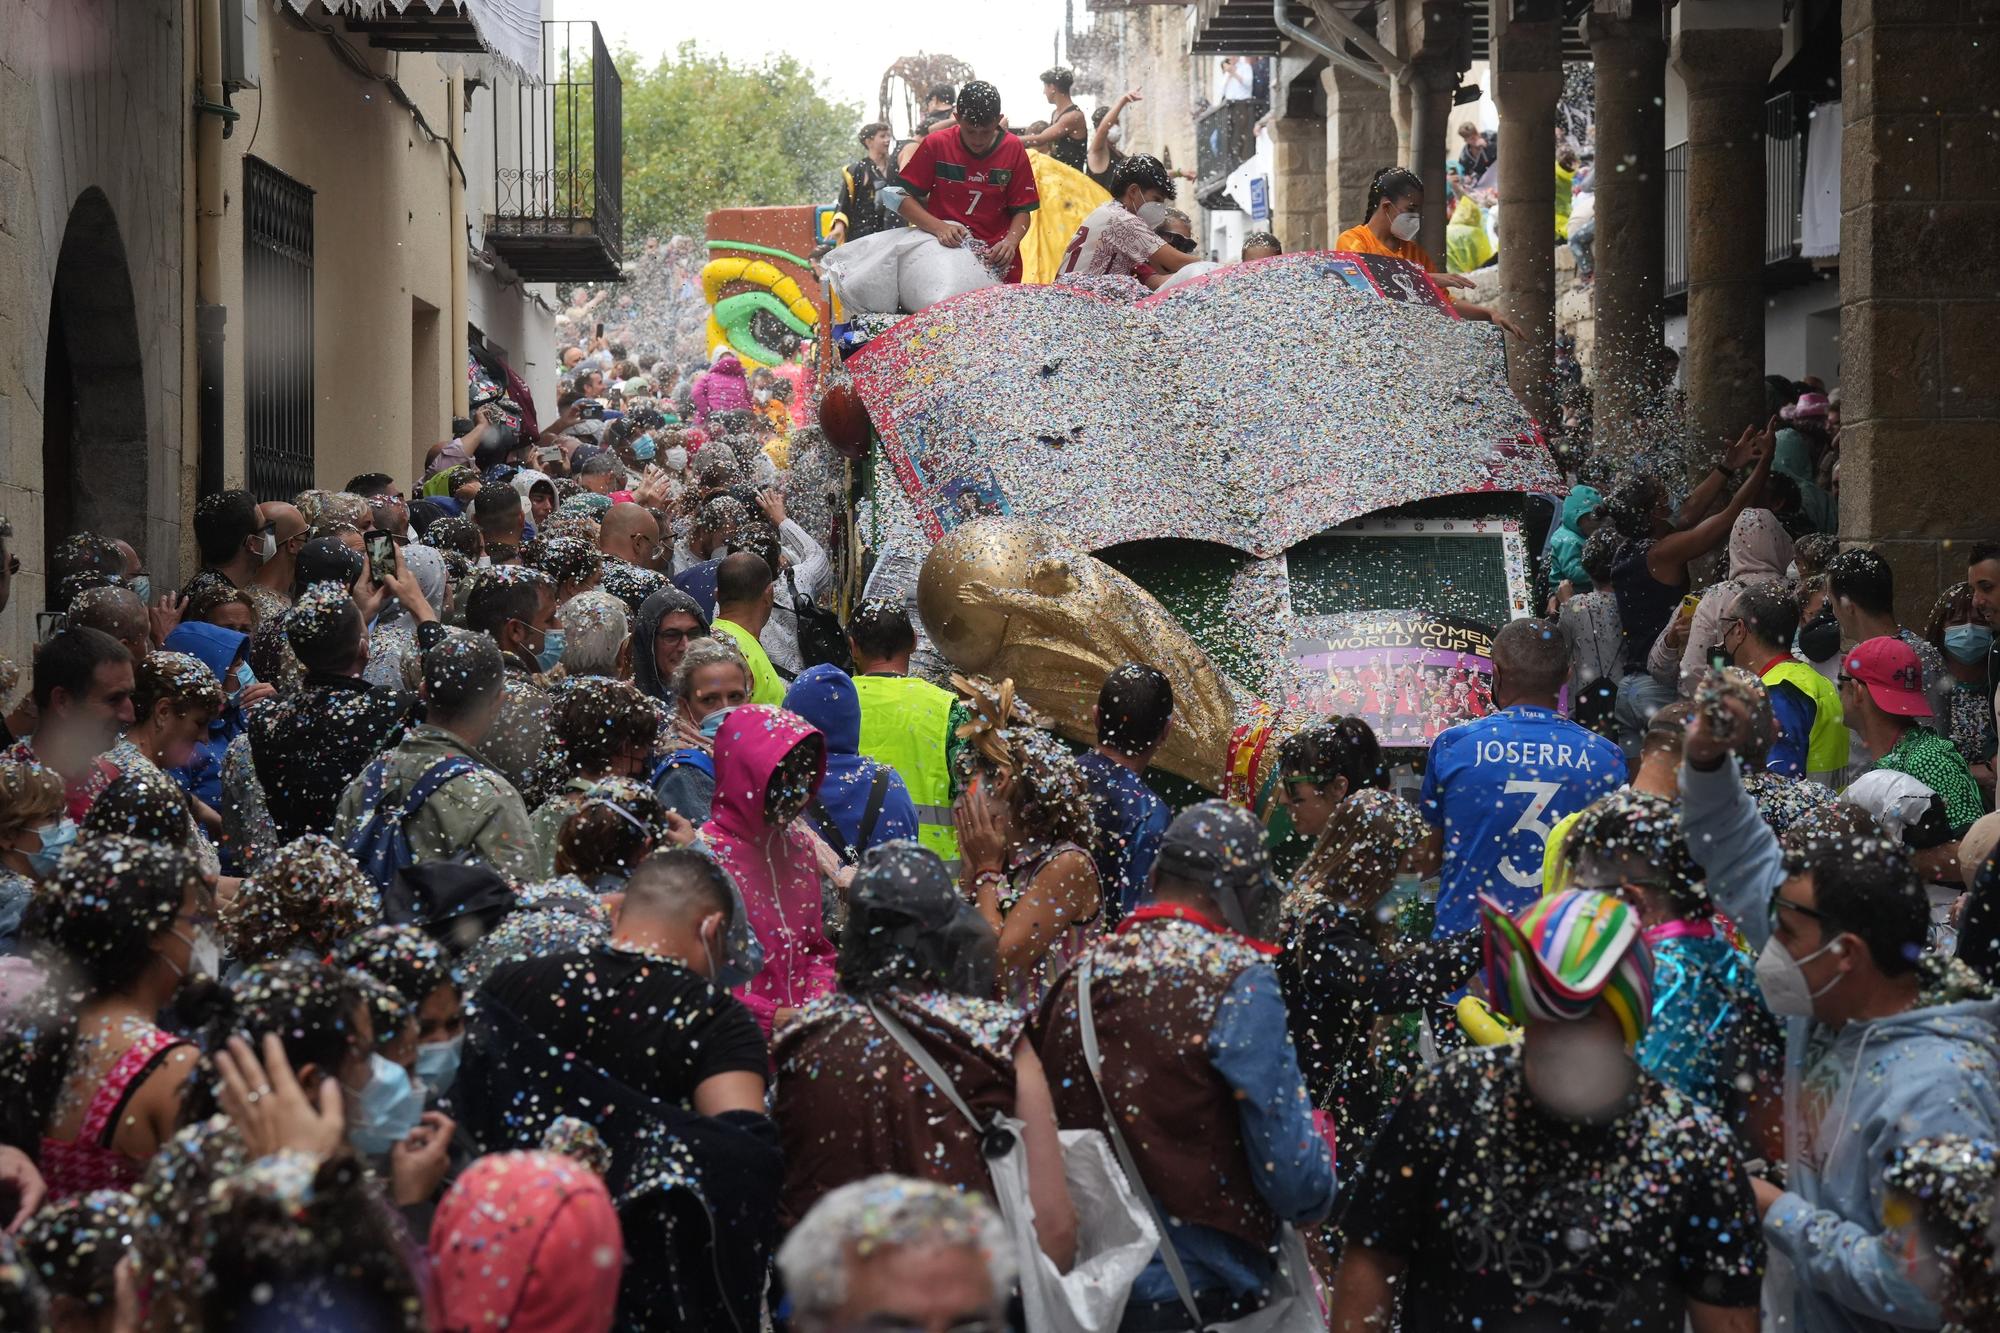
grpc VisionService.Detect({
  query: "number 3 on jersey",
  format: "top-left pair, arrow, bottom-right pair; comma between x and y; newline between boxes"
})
1497,779 -> 1560,888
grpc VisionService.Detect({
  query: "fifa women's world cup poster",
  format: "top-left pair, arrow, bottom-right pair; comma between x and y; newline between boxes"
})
1283,612 -> 1496,746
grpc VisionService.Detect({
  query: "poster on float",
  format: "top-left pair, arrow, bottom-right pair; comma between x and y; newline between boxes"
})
1282,611 -> 1497,746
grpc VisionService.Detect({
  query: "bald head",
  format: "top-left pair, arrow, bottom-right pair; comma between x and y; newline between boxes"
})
264,501 -> 307,545
597,502 -> 660,566
1490,617 -> 1569,706
68,585 -> 152,661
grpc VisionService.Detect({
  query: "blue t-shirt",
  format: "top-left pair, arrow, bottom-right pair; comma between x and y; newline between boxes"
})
1419,705 -> 1624,933
1074,751 -> 1170,921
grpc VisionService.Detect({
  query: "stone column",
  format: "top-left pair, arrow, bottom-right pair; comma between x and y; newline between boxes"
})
1323,62 -> 1398,239
1491,3 -> 1562,425
1405,60 -> 1455,263
1838,0 -> 2000,617
1267,114 -> 1329,252
1585,0 -> 1667,456
1673,24 -> 1781,466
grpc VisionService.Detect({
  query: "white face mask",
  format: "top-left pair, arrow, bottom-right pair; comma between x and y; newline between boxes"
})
1389,211 -> 1423,242
1107,124 -> 1124,147
1754,934 -> 1846,1018
663,444 -> 689,473
1136,200 -> 1170,228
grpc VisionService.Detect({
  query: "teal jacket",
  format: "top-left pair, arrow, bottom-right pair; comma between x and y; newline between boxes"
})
1544,484 -> 1601,587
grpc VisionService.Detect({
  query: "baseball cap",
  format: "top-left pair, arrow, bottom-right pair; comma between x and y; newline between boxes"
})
1154,800 -> 1280,934
1843,637 -> 1932,717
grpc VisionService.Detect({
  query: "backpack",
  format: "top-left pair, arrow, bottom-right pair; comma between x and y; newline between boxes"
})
342,755 -> 481,890
804,765 -> 892,866
651,748 -> 716,788
782,569 -> 855,675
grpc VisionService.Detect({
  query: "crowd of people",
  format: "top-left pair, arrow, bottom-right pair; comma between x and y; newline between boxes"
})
0,66 -> 1996,1333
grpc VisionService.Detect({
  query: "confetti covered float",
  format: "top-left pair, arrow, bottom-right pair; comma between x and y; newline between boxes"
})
835,250 -> 1561,800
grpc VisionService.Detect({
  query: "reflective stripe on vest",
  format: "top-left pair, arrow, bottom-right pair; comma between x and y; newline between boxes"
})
853,675 -> 960,865
1762,658 -> 1851,773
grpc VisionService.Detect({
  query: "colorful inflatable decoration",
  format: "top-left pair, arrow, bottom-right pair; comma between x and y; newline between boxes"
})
702,206 -> 836,369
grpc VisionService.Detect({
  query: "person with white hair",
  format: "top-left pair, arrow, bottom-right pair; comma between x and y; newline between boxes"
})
776,1174 -> 1016,1333
557,590 -> 629,680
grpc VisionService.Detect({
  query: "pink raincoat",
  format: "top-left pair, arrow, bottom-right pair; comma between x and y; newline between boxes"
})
701,705 -> 835,1035
689,351 -> 752,423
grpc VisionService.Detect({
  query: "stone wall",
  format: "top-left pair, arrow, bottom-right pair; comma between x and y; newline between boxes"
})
1837,0 -> 2000,622
0,0 -> 188,663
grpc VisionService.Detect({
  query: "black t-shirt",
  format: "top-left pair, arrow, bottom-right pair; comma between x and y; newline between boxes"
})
1339,1044 -> 1763,1331
476,944 -> 768,1108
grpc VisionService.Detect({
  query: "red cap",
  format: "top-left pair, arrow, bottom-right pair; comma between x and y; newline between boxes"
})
1844,637 -> 1932,718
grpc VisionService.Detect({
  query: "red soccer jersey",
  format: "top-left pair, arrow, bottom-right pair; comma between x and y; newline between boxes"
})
897,127 -> 1041,250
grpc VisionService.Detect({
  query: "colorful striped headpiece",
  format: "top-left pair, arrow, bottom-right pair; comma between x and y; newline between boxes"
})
1480,889 -> 1655,1047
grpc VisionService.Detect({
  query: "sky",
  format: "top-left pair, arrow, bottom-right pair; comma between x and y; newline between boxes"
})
553,0 -> 1082,135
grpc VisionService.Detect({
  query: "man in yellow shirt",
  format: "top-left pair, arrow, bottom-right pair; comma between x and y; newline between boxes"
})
711,551 -> 786,706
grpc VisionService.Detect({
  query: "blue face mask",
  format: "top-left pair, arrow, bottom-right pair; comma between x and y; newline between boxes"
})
235,662 -> 255,692
699,706 -> 737,742
128,575 -> 152,605
632,434 -> 657,462
1945,623 -> 1993,665
536,629 -> 566,674
413,1034 -> 463,1097
348,1053 -> 424,1156
26,820 -> 76,878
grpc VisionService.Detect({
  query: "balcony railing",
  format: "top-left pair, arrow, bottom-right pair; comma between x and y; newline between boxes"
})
1195,98 -> 1265,211
1664,141 -> 1688,298
1662,93 -> 1803,299
485,20 -> 622,283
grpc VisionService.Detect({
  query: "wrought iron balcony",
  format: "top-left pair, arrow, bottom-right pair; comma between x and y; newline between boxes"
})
1664,92 -> 1804,299
485,20 -> 622,284
1195,97 -> 1266,210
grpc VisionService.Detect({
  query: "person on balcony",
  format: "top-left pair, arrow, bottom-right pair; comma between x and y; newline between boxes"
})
1335,167 -> 1526,340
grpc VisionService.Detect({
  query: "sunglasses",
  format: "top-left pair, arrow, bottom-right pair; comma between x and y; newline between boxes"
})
655,627 -> 694,646
1164,233 -> 1197,254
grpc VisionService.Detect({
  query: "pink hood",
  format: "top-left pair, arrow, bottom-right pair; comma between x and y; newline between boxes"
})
700,705 -> 834,1035
690,352 -> 752,423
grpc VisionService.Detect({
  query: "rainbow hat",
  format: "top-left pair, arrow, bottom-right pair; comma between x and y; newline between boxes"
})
1480,889 -> 1655,1047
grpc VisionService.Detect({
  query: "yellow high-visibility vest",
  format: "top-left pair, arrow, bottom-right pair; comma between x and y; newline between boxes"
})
1763,658 -> 1850,774
852,673 -> 961,867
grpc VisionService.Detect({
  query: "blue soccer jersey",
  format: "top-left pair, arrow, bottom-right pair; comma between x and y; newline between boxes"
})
1419,705 -> 1625,934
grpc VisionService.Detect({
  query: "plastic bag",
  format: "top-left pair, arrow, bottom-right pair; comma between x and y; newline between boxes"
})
1155,260 -> 1222,291
898,235 -> 998,311
820,228 -> 929,314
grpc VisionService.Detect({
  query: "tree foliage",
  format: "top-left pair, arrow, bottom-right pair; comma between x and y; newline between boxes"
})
616,41 -> 861,241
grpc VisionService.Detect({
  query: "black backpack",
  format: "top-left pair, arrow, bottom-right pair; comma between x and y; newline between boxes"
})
782,569 -> 855,675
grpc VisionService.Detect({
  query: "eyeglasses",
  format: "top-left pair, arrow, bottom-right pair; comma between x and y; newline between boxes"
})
656,627 -> 693,645
1769,894 -> 1830,929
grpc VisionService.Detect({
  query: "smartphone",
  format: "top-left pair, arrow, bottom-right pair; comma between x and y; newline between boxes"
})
365,531 -> 396,584
34,610 -> 66,643
578,399 -> 604,420
1677,593 -> 1703,623
595,322 -> 605,338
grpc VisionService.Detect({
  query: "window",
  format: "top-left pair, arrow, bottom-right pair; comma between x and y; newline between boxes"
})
243,157 -> 314,501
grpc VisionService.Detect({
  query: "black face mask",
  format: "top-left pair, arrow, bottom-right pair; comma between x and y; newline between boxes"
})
1798,609 -> 1841,664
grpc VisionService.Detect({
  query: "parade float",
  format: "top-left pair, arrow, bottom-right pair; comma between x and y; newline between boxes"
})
816,250 -> 1558,810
